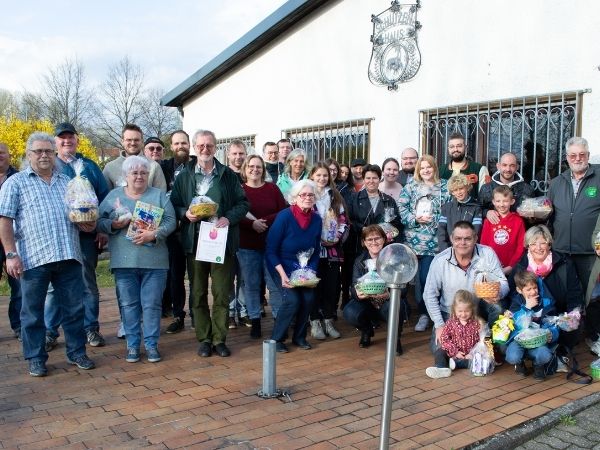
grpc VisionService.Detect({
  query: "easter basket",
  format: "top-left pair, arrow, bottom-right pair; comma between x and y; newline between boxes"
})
473,262 -> 501,301
355,259 -> 386,295
515,328 -> 548,349
289,249 -> 320,288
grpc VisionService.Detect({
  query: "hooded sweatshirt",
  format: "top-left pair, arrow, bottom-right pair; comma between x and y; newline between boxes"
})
478,171 -> 534,215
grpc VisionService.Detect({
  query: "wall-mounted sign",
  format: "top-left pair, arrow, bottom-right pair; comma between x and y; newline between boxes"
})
368,0 -> 422,91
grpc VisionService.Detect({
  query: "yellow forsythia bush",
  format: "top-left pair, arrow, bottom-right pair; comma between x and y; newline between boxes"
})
0,117 -> 98,167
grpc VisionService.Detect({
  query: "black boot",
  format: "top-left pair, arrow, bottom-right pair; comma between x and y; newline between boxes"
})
533,364 -> 546,380
396,339 -> 403,356
359,331 -> 371,348
250,319 -> 262,339
514,362 -> 528,377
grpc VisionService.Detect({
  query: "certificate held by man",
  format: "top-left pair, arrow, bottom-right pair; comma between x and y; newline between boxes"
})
196,221 -> 228,264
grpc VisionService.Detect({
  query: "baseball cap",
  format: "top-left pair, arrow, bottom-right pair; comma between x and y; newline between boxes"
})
144,137 -> 165,147
54,122 -> 78,136
351,157 -> 367,167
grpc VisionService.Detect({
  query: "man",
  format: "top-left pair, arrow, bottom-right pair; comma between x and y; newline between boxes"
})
0,142 -> 21,341
44,122 -> 110,350
423,221 -> 508,378
277,138 -> 292,165
161,130 -> 195,192
0,132 -> 95,376
143,137 -> 165,162
439,132 -> 489,200
478,152 -> 534,224
227,139 -> 246,182
548,136 -> 600,290
397,147 -> 418,185
103,123 -> 167,191
170,130 -> 249,357
263,141 -> 283,183
350,157 -> 367,192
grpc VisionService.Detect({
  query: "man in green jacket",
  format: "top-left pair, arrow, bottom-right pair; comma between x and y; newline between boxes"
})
170,130 -> 249,357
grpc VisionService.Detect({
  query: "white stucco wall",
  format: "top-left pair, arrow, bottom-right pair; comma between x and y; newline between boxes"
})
181,0 -> 600,163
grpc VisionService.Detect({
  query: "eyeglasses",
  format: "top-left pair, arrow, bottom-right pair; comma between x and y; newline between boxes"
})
246,165 -> 263,171
266,151 -> 279,155
567,152 -> 588,160
448,144 -> 465,150
146,146 -> 163,152
196,144 -> 215,150
129,171 -> 149,177
29,149 -> 54,156
297,193 -> 315,199
124,138 -> 141,143
402,156 -> 418,161
528,241 -> 549,247
365,236 -> 384,243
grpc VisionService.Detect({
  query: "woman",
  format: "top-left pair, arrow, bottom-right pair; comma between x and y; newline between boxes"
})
343,225 -> 404,354
238,155 -> 287,339
379,157 -> 403,201
508,225 -> 584,350
308,162 -> 349,340
398,155 -> 450,332
266,180 -> 322,353
98,156 -> 176,363
276,149 -> 309,200
339,164 -> 352,184
325,158 -> 352,206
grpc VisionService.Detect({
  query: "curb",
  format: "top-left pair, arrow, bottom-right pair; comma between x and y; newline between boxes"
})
465,391 -> 600,450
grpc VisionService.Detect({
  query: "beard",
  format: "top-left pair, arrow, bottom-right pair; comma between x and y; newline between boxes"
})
451,153 -> 465,163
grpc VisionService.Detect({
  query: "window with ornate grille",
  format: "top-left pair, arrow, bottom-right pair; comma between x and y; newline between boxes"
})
419,90 -> 587,193
282,119 -> 371,166
215,134 -> 256,163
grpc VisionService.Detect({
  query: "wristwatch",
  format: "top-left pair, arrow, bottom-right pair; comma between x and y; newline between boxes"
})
6,251 -> 18,259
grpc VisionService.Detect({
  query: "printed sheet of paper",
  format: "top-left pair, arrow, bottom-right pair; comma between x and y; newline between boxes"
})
195,221 -> 228,264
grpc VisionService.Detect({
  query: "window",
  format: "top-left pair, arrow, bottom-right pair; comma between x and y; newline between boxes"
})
215,134 -> 256,163
419,90 -> 587,193
283,118 -> 371,165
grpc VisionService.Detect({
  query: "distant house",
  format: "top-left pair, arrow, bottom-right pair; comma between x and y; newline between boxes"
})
162,0 -> 600,192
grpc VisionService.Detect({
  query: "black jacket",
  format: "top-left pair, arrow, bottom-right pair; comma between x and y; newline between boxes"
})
160,155 -> 197,192
437,197 -> 483,251
479,171 -> 534,216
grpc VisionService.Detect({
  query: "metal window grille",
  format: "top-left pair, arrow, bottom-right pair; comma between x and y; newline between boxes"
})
215,134 -> 256,163
283,118 -> 372,165
419,90 -> 587,193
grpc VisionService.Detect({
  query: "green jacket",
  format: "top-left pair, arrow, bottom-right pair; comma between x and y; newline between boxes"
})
170,158 -> 249,256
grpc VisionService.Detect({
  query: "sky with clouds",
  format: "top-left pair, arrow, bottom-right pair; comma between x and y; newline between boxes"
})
0,0 -> 287,94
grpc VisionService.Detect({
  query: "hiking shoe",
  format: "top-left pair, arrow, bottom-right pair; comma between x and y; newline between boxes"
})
87,330 -> 106,347
117,322 -> 126,339
533,364 -> 546,380
414,314 -> 429,332
515,362 -> 528,377
45,335 -> 58,352
67,354 -> 95,370
425,367 -> 451,379
146,347 -> 161,363
166,317 -> 184,334
359,331 -> 372,348
228,317 -> 237,329
238,316 -> 252,328
310,320 -> 326,340
324,319 -> 341,339
126,348 -> 140,363
29,360 -> 48,377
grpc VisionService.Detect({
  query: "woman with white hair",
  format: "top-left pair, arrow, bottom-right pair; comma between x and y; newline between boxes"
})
266,179 -> 322,352
276,149 -> 309,200
98,155 -> 176,364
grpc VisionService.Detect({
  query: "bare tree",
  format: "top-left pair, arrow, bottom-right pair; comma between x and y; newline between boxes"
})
140,88 -> 182,140
0,89 -> 19,119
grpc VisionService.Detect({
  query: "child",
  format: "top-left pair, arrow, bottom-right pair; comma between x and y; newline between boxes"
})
425,290 -> 482,379
505,270 -> 559,380
480,185 -> 525,275
438,174 -> 482,251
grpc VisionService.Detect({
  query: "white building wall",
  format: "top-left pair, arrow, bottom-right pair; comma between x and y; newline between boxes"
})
182,0 -> 600,162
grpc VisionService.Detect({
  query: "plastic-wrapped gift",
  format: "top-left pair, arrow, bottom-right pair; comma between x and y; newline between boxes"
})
517,196 -> 553,219
544,307 -> 581,332
110,197 -> 133,222
378,207 -> 399,240
468,326 -> 495,376
492,311 -> 514,344
65,159 -> 99,222
590,358 -> 600,379
356,258 -> 387,296
189,178 -> 218,218
473,262 -> 501,301
289,249 -> 320,288
321,209 -> 340,244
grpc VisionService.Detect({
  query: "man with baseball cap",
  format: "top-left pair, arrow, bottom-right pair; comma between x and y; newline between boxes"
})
350,157 -> 367,192
144,137 -> 165,162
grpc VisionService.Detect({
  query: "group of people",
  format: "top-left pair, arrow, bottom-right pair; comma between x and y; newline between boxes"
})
2,125 -> 600,383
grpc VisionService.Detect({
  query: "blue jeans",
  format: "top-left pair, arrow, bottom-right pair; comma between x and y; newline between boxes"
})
114,268 -> 167,350
430,310 -> 450,368
237,249 -> 282,320
270,272 -> 315,343
45,233 -> 100,337
21,259 -> 87,362
228,254 -> 247,318
505,341 -> 553,366
7,274 -> 22,332
415,255 -> 434,316
343,299 -> 404,335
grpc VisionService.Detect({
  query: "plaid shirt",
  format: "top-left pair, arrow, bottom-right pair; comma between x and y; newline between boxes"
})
0,167 -> 81,270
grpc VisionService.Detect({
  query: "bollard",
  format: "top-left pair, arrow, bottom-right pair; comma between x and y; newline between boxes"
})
262,339 -> 277,396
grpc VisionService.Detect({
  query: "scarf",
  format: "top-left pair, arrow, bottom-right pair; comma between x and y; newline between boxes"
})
291,204 -> 313,230
527,251 -> 553,278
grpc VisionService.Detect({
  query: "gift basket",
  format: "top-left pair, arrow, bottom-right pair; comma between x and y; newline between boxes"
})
378,207 -> 399,239
491,311 -> 514,345
111,197 -> 132,223
469,326 -> 495,376
65,159 -> 99,222
189,178 -> 218,218
591,358 -> 600,379
289,249 -> 320,288
355,259 -> 387,296
514,328 -> 548,349
473,262 -> 501,301
544,308 -> 581,332
517,196 -> 553,219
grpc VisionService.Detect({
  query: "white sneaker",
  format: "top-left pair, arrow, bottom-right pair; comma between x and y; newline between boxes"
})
556,358 -> 568,373
587,339 -> 600,357
117,322 -> 125,339
449,358 -> 456,371
425,367 -> 451,379
310,320 -> 326,340
415,314 -> 429,332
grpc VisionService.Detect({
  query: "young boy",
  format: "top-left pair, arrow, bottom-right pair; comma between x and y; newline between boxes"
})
438,174 -> 483,251
505,270 -> 559,380
480,185 -> 525,275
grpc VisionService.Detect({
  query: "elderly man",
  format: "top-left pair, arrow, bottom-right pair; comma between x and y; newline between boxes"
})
170,130 -> 249,357
277,138 -> 292,165
44,122 -> 110,351
548,137 -> 600,290
263,141 -> 283,183
423,221 -> 508,378
397,147 -> 418,185
0,132 -> 95,376
439,132 -> 489,200
478,152 -> 534,224
143,137 -> 165,162
103,123 -> 167,191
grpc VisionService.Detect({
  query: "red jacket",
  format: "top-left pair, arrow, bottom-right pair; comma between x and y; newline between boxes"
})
480,212 -> 525,268
440,318 -> 481,357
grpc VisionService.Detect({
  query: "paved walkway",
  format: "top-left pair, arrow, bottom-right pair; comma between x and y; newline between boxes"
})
1,288 -> 600,449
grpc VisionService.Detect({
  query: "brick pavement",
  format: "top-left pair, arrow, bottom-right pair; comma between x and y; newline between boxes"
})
1,288 -> 599,449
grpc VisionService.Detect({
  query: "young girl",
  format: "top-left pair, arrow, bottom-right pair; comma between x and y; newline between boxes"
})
426,290 -> 481,378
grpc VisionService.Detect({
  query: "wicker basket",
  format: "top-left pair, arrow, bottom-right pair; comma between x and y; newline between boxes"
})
290,277 -> 320,288
515,330 -> 547,349
69,207 -> 98,223
190,202 -> 218,218
356,282 -> 386,296
474,281 -> 501,300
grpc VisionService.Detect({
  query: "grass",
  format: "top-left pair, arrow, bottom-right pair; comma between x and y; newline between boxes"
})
559,414 -> 577,426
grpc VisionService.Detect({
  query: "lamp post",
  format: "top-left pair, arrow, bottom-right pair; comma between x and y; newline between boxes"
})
376,243 -> 418,450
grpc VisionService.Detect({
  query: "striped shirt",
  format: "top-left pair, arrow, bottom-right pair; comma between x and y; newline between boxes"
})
0,167 -> 81,270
